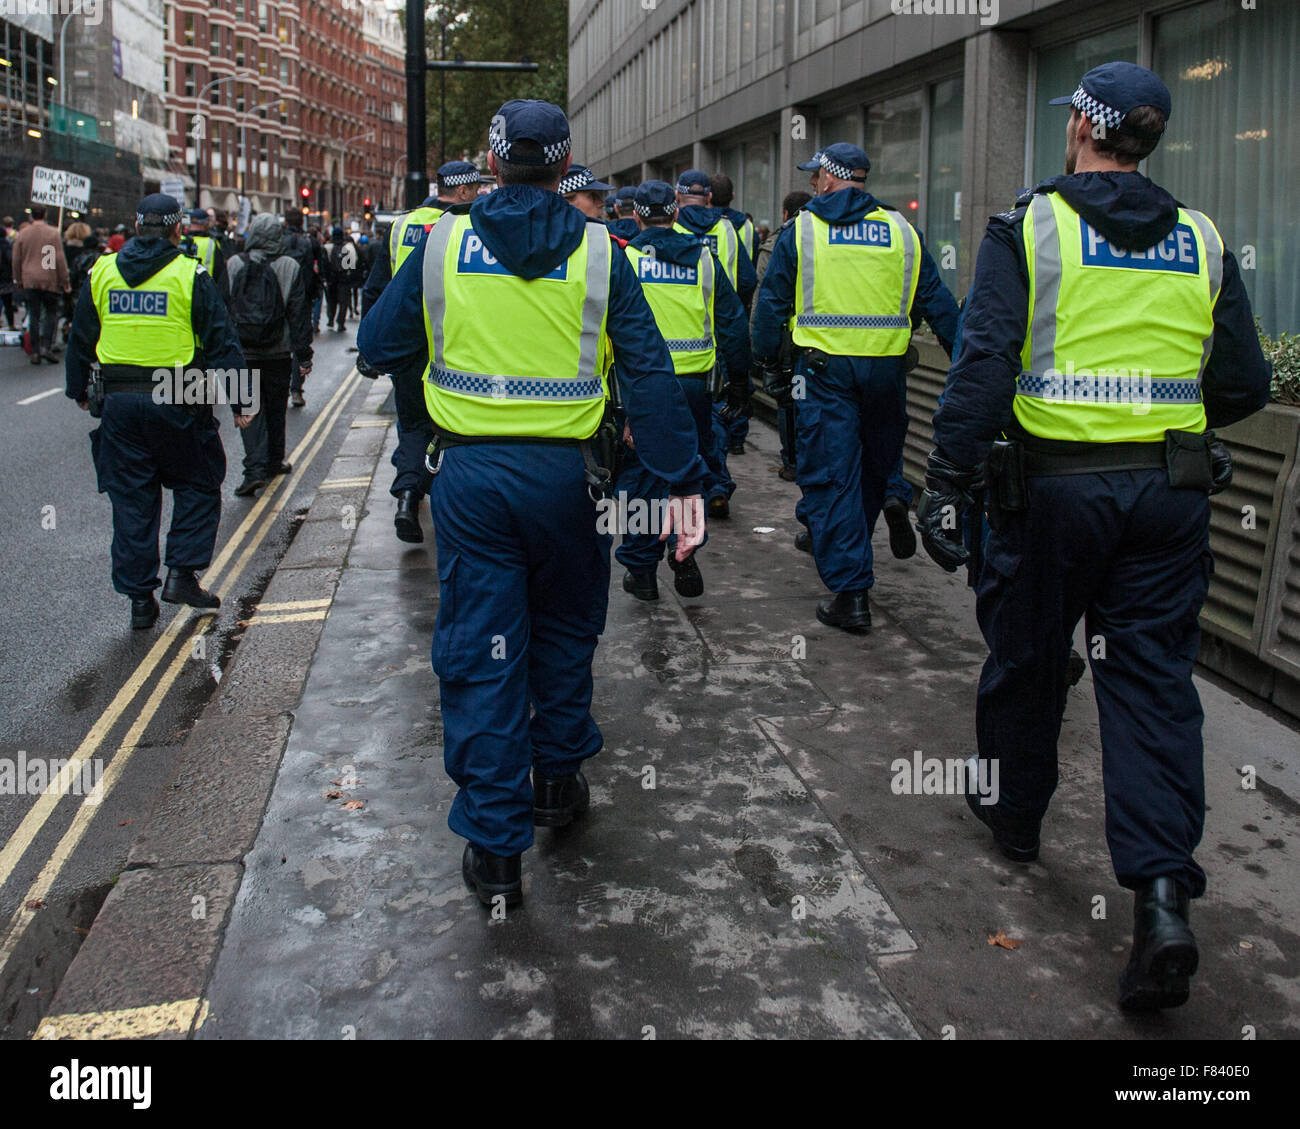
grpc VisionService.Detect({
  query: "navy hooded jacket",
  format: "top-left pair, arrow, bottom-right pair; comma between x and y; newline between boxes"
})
357,184 -> 707,493
607,217 -> 640,242
360,195 -> 473,317
625,226 -> 752,380
66,235 -> 247,414
933,171 -> 1273,467
674,204 -> 758,308
751,186 -> 960,363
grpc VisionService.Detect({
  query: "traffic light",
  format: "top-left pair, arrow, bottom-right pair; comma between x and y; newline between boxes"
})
300,185 -> 310,213
363,197 -> 373,223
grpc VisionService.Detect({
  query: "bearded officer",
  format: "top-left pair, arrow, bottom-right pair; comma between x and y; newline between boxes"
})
359,100 -> 706,910
66,194 -> 249,628
919,63 -> 1271,1011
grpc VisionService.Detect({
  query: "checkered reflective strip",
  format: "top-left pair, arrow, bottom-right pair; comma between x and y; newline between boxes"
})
663,337 -> 713,351
635,201 -> 676,217
489,131 -> 570,164
441,170 -> 480,187
820,152 -> 865,181
139,209 -> 184,228
1070,85 -> 1125,132
557,170 -> 590,195
428,368 -> 604,401
1016,373 -> 1202,404
796,314 -> 910,329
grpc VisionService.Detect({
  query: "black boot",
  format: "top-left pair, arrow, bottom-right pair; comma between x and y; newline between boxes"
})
668,553 -> 704,597
533,769 -> 590,827
707,495 -> 730,520
161,569 -> 220,609
623,570 -> 658,602
816,589 -> 872,633
795,529 -> 812,554
234,474 -> 267,498
1064,648 -> 1087,690
883,496 -> 917,559
394,490 -> 424,543
965,764 -> 1040,863
130,594 -> 159,630
1118,877 -> 1198,1011
462,843 -> 522,908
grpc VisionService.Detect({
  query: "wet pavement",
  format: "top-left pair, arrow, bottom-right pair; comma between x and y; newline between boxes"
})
178,417 -> 1299,1039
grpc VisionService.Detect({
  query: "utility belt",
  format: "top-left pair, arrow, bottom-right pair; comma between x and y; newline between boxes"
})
984,429 -> 1223,532
425,414 -> 621,501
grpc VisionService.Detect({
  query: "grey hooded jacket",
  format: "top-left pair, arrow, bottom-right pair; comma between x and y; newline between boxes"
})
224,213 -> 313,362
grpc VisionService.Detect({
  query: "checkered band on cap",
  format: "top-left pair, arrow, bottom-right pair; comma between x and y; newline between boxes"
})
558,168 -> 592,195
634,200 -> 676,217
819,152 -> 864,182
490,125 -> 571,165
1069,84 -> 1126,132
137,208 -> 185,227
441,170 -> 481,187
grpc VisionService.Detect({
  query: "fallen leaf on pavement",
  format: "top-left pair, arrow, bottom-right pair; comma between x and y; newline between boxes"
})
25,900 -> 45,911
342,800 -> 364,810
987,930 -> 1022,950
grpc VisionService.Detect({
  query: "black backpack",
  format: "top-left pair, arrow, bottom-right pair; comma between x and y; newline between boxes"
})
228,255 -> 285,352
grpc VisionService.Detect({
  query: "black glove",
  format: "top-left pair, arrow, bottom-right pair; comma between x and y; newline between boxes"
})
916,450 -> 982,573
755,357 -> 792,402
718,376 -> 751,423
1208,435 -> 1233,495
355,354 -> 380,380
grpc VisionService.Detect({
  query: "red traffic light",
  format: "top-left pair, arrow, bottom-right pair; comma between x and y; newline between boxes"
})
363,197 -> 371,208
300,187 -> 310,199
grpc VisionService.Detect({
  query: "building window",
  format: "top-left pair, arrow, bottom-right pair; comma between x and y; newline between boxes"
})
865,90 -> 923,216
925,77 -> 964,285
1149,0 -> 1298,334
210,25 -> 220,55
1030,24 -> 1138,187
184,13 -> 195,47
184,63 -> 196,97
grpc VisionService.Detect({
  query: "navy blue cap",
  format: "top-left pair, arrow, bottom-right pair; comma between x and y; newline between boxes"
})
796,151 -> 823,172
437,160 -> 485,187
634,180 -> 678,219
816,143 -> 870,181
614,185 -> 637,203
1048,62 -> 1172,139
136,194 -> 185,227
488,99 -> 572,166
188,208 -> 209,223
676,169 -> 711,196
558,164 -> 614,196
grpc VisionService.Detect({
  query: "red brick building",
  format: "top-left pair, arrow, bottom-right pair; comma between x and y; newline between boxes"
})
161,0 -> 403,225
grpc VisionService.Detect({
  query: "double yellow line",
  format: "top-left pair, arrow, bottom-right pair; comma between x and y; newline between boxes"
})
0,367 -> 364,976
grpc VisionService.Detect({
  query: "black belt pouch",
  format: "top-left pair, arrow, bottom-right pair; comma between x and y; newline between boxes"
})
1164,429 -> 1213,490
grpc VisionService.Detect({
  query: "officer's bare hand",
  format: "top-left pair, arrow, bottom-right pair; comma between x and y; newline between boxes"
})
660,495 -> 705,560
233,414 -> 253,430
77,400 -> 89,412
299,363 -> 313,378
622,422 -> 634,450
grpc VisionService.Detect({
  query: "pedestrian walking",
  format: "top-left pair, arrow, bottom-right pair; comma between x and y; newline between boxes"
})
12,204 -> 70,364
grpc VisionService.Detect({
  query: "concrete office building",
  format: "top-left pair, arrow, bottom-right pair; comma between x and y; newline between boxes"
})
568,0 -> 1296,336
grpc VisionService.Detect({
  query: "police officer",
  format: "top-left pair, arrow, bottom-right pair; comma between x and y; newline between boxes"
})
753,143 -> 957,632
66,194 -> 249,629
559,163 -> 616,224
359,160 -> 484,543
358,100 -> 706,909
616,181 -> 750,602
607,186 -> 640,241
919,63 -> 1271,1011
182,208 -> 227,289
709,174 -> 756,266
707,173 -> 759,457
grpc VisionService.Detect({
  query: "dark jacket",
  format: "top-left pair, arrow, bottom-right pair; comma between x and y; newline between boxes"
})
932,171 -> 1272,467
182,227 -> 227,289
281,227 -> 322,302
607,217 -> 640,242
358,183 -> 706,492
752,186 -> 959,361
674,204 -> 757,308
66,236 -> 247,413
626,226 -> 751,379
224,213 -> 313,363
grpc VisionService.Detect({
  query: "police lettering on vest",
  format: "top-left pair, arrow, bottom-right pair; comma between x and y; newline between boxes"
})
828,219 -> 893,247
1014,190 -> 1222,443
458,230 -> 568,280
108,290 -> 170,316
636,256 -> 697,285
625,244 -> 715,375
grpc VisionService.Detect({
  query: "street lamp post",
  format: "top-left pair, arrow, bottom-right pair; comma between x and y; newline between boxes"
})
335,130 -> 373,225
191,70 -> 259,208
56,0 -> 94,125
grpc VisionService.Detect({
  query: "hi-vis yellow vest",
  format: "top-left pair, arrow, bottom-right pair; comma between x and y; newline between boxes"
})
188,234 -> 217,271
390,205 -> 445,274
421,213 -> 612,439
1015,191 -> 1221,443
791,206 -> 919,356
624,243 -> 716,375
734,214 -> 755,262
675,216 -> 739,291
90,252 -> 200,368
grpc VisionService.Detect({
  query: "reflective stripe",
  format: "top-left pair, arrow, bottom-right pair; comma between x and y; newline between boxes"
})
1026,194 -> 1061,377
699,245 -> 715,346
796,314 -> 910,329
881,209 -> 915,318
428,367 -> 603,401
1183,208 -> 1224,382
663,338 -> 714,351
1015,373 -> 1202,403
422,217 -> 609,399
799,210 -> 817,320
